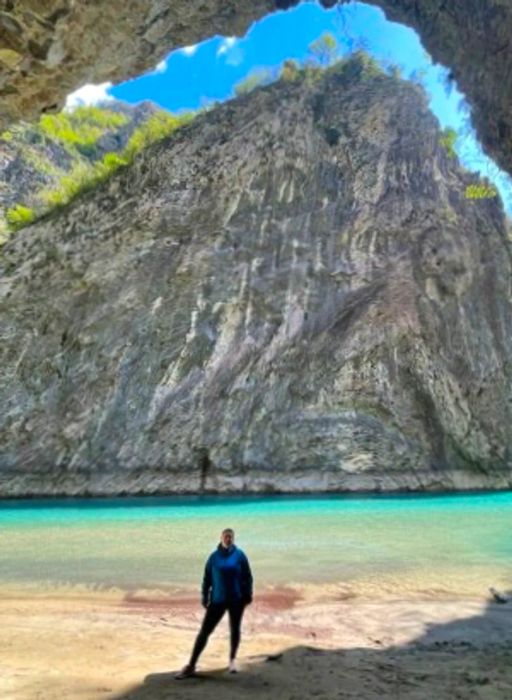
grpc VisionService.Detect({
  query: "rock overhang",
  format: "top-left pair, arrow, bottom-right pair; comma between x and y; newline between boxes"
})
0,0 -> 511,178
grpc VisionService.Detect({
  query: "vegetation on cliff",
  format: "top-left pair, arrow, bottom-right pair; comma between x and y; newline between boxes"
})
233,36 -> 503,207
0,104 -> 194,242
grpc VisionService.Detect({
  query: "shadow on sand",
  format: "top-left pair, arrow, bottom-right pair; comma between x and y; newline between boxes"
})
110,592 -> 512,700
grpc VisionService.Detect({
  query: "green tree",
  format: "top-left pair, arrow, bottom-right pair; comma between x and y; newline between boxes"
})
280,59 -> 300,82
2,107 -> 195,233
123,111 -> 193,163
439,127 -> 458,159
387,63 -> 403,80
39,106 -> 129,156
353,51 -> 383,79
308,32 -> 339,67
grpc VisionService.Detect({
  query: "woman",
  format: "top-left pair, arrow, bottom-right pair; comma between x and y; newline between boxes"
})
175,527 -> 253,679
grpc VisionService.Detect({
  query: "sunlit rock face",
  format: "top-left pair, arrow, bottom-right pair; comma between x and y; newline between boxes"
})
0,1 -> 511,178
1,59 -> 512,495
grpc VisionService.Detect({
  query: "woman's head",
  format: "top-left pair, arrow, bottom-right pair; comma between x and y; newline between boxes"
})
221,528 -> 235,548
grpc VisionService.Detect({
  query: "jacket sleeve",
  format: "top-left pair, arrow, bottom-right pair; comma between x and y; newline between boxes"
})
241,553 -> 253,602
201,555 -> 212,606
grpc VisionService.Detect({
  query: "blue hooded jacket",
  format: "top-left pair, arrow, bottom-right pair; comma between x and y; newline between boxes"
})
202,543 -> 253,606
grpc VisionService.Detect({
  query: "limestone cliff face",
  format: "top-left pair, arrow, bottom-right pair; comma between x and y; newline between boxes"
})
1,1 -> 511,181
1,59 -> 512,495
346,0 -> 512,188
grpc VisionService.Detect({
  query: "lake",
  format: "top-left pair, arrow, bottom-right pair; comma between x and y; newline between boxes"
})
1,492 -> 511,598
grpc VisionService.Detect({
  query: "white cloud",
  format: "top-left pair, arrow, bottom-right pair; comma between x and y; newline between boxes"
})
217,37 -> 237,57
65,82 -> 113,109
154,59 -> 168,73
145,58 -> 169,76
150,45 -> 197,74
181,44 -> 198,56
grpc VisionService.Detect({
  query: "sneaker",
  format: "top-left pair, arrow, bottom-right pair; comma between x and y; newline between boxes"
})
175,663 -> 196,680
228,659 -> 238,674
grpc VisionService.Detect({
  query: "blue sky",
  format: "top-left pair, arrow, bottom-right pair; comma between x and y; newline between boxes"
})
70,1 -> 511,212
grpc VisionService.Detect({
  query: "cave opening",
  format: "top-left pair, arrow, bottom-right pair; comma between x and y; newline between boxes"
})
1,0 -> 511,240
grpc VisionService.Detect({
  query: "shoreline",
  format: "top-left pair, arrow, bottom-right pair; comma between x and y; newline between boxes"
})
1,475 -> 512,500
2,582 -> 512,699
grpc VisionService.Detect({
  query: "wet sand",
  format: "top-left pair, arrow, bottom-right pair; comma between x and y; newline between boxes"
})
2,584 -> 512,699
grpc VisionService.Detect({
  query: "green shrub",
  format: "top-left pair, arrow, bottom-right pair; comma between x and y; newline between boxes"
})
1,123 -> 26,143
40,160 -> 113,209
439,127 -> 458,159
355,51 -> 383,78
465,183 -> 498,200
387,63 -> 403,79
308,32 -> 339,67
24,146 -> 62,178
40,163 -> 93,208
280,59 -> 301,82
123,111 -> 193,162
102,152 -> 128,169
40,114 -> 102,150
37,113 -> 193,212
6,204 -> 36,231
302,60 -> 323,85
70,105 -> 128,129
1,106 -> 195,235
39,106 -> 129,153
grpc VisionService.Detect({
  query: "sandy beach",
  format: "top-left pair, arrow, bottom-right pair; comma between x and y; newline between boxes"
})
2,583 -> 512,700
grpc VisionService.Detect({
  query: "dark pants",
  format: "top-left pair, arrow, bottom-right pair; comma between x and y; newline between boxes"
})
190,601 -> 246,667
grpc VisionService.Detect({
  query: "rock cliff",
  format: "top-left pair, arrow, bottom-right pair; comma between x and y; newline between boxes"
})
346,0 -> 512,183
1,58 -> 512,495
1,1 -> 511,180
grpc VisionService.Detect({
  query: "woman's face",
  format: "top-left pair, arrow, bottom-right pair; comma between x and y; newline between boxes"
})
221,530 -> 234,548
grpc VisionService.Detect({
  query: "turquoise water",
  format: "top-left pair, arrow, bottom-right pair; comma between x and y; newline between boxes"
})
1,493 -> 511,596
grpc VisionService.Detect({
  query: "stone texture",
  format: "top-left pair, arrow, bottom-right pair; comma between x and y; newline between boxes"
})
349,0 -> 512,189
1,59 -> 512,496
0,1 -> 512,181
